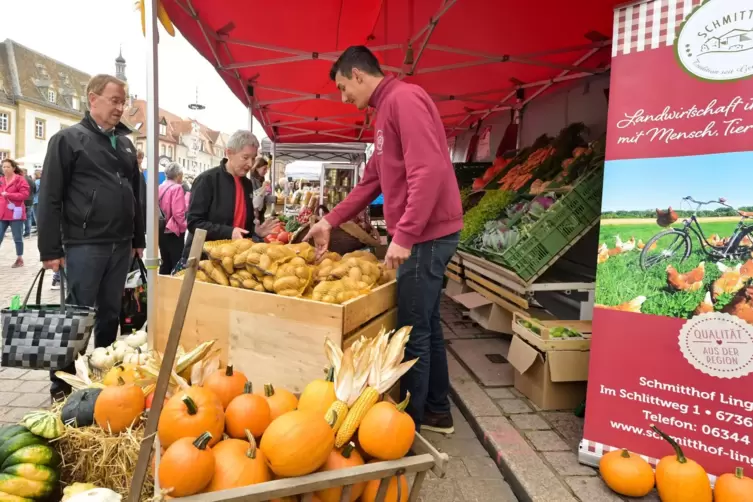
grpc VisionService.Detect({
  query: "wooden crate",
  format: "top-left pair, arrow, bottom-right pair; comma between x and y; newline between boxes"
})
153,275 -> 397,393
154,432 -> 448,501
512,311 -> 592,351
445,254 -> 464,283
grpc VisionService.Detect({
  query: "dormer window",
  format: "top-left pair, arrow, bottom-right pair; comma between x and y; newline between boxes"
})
159,118 -> 167,136
48,89 -> 56,104
71,96 -> 79,110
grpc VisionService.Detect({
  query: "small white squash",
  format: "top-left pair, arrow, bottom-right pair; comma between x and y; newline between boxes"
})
125,330 -> 148,348
89,347 -> 115,370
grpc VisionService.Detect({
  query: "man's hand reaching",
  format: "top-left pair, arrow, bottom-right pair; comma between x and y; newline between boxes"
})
305,218 -> 333,262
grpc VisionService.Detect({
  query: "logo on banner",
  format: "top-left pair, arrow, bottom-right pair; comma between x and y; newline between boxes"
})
675,0 -> 753,82
679,312 -> 753,379
375,130 -> 384,155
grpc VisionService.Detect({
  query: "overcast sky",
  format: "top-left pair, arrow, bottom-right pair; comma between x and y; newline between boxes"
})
4,0 -> 265,138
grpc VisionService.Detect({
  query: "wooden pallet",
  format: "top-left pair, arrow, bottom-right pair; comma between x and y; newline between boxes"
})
512,311 -> 592,351
445,254 -> 464,283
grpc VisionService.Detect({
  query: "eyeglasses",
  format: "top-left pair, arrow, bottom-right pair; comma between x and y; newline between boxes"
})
97,94 -> 126,107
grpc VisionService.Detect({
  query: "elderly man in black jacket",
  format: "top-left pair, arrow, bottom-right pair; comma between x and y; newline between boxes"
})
37,74 -> 146,400
185,130 -> 275,254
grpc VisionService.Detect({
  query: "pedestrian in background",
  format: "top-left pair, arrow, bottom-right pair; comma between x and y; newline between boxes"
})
21,167 -> 35,238
32,169 -> 41,233
0,158 -> 30,267
158,162 -> 187,274
37,74 -> 145,400
137,150 -> 147,229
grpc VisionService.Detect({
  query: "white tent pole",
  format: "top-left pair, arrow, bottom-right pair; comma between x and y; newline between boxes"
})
248,106 -> 254,132
144,0 -> 160,349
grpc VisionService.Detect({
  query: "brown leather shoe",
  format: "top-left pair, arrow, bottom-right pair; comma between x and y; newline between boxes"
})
11,258 -> 23,268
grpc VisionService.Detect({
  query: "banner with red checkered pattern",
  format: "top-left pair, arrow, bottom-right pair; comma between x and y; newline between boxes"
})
583,0 -> 753,483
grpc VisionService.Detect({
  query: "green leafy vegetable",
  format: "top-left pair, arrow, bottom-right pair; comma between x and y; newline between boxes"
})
461,190 -> 516,242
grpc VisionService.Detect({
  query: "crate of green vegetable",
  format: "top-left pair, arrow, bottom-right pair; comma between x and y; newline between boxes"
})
512,312 -> 591,351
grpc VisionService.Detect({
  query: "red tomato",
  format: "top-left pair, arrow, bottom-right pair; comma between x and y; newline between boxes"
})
277,231 -> 290,244
265,235 -> 278,243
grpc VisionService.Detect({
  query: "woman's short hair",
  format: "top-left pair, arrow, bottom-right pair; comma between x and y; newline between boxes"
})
227,130 -> 260,152
164,161 -> 183,180
1,158 -> 21,175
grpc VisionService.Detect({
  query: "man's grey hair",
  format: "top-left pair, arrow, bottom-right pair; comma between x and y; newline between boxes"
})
164,161 -> 183,180
227,130 -> 260,152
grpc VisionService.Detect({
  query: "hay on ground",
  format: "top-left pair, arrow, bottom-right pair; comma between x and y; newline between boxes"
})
51,405 -> 154,499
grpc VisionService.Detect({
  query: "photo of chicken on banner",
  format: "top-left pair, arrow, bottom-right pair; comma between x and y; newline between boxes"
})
594,155 -> 753,321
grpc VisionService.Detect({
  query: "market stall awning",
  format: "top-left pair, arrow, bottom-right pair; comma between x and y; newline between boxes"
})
163,0 -> 623,143
261,138 -> 366,163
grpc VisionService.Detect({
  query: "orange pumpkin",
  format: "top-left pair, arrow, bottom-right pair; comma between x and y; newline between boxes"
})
225,382 -> 271,439
361,462 -> 409,502
204,430 -> 271,492
93,377 -> 146,434
714,467 -> 753,502
102,363 -> 143,386
358,393 -> 415,461
315,442 -> 365,502
651,425 -> 711,502
599,449 -> 654,497
260,410 -> 335,477
265,383 -> 298,421
298,367 -> 337,417
159,432 -> 215,497
203,364 -> 248,410
158,386 -> 225,448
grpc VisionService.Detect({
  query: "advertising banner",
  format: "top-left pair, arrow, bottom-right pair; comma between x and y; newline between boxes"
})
581,0 -> 753,480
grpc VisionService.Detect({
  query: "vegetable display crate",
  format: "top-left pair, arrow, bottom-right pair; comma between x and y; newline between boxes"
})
571,168 -> 604,214
512,312 -> 592,351
480,181 -> 600,282
153,275 -> 397,393
154,432 -> 448,501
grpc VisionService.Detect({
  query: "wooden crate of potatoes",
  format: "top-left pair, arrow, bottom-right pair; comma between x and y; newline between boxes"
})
155,240 -> 398,393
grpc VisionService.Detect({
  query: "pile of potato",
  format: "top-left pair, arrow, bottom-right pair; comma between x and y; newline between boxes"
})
188,240 -> 394,304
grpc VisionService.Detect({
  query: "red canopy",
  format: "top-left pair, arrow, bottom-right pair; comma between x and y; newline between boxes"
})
163,0 -> 623,143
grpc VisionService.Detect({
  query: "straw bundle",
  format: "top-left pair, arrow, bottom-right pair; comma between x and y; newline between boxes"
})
51,405 -> 154,499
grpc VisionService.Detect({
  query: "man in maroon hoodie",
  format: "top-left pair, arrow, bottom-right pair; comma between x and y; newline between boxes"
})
307,46 -> 463,434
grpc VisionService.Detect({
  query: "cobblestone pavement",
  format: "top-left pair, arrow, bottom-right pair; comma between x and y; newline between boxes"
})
0,233 -> 54,418
439,295 -> 661,502
0,236 -> 518,501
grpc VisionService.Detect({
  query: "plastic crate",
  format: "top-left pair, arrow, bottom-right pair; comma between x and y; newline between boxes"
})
573,168 -> 604,214
477,187 -> 598,281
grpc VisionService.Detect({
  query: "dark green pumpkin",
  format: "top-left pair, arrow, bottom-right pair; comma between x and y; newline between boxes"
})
0,426 -> 59,500
61,388 -> 103,427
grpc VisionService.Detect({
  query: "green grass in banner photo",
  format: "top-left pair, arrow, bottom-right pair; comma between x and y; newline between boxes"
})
595,220 -> 743,318
594,151 -> 753,320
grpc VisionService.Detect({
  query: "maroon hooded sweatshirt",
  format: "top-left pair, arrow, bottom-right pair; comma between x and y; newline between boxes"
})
325,75 -> 463,248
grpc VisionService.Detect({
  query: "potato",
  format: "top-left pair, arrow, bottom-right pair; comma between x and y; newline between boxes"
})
263,276 -> 275,291
222,257 -> 235,275
235,239 -> 253,253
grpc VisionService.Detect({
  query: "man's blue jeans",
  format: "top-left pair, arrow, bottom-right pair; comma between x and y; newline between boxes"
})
397,232 -> 459,429
49,242 -> 133,395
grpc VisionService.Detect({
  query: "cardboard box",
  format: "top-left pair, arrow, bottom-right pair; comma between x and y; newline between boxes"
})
444,277 -> 471,298
452,292 -> 512,333
507,335 -> 590,411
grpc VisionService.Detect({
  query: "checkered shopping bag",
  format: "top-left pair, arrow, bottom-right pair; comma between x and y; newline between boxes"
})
1,269 -> 95,370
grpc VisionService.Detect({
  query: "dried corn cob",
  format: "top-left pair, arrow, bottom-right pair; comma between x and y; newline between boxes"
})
326,402 -> 348,433
335,387 -> 379,447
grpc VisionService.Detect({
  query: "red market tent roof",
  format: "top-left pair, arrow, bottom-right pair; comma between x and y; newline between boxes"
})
163,0 -> 624,144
